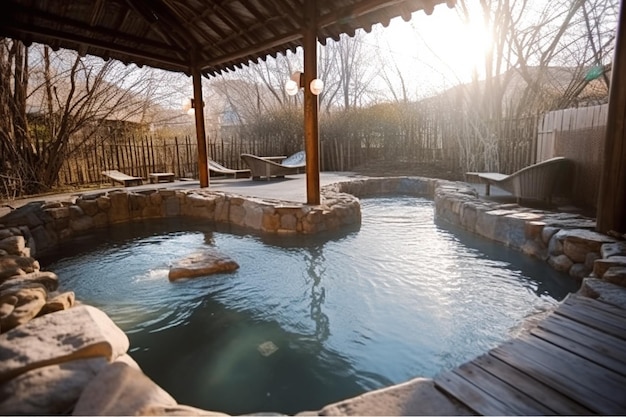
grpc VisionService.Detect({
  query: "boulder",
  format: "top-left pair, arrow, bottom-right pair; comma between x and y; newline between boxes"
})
107,192 -> 131,224
316,377 -> 472,416
579,277 -> 626,310
555,229 -> 617,256
0,235 -> 26,256
0,357 -> 108,415
602,267 -> 626,287
0,295 -> 17,318
142,405 -> 229,416
72,361 -> 178,416
0,286 -> 47,332
0,255 -> 40,281
601,241 -> 626,259
593,256 -> 626,278
169,249 -> 239,281
0,270 -> 59,293
0,304 -> 128,383
548,254 -> 573,273
38,291 -> 76,315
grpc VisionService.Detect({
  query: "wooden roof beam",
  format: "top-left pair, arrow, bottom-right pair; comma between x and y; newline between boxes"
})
1,23 -> 189,71
6,3 -> 190,65
239,1 -> 285,38
88,0 -> 106,27
128,0 -> 201,55
199,29 -> 303,71
199,2 -> 260,50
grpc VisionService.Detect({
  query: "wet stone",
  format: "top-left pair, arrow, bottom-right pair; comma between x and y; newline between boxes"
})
602,241 -> 626,259
168,249 -> 239,281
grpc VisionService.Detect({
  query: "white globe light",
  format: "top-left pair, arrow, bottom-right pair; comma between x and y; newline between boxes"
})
310,78 -> 324,95
182,98 -> 192,112
285,80 -> 299,96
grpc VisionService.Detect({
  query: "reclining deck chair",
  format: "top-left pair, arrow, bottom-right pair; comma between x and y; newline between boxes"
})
102,170 -> 143,187
466,156 -> 570,204
208,159 -> 251,178
240,151 -> 306,180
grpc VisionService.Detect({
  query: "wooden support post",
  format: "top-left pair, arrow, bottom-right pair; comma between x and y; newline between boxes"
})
304,0 -> 321,205
597,1 -> 626,234
192,67 -> 210,188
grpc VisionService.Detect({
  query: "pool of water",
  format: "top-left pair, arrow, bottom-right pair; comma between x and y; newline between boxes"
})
42,196 -> 578,414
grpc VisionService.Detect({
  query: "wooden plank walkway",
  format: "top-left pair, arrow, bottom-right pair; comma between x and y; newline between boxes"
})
434,293 -> 626,415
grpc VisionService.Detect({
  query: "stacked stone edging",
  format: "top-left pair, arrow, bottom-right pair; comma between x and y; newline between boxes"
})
428,179 -> 626,283
1,176 -> 625,415
1,187 -> 362,257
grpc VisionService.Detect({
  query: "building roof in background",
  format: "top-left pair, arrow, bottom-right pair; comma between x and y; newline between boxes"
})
1,0 -> 454,77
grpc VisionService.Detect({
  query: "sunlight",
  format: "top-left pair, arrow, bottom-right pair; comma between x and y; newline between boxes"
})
373,4 -> 493,94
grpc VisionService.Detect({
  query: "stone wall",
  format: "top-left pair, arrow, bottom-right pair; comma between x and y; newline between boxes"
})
1,176 -> 625,415
0,187 -> 361,258
429,181 -> 626,284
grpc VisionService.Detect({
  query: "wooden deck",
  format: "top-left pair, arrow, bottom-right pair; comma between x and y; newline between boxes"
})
434,293 -> 626,415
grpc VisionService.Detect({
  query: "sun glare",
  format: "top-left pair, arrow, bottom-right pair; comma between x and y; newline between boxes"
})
375,4 -> 493,94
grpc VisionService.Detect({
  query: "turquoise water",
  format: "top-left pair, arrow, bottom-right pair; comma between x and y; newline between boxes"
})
43,197 -> 578,415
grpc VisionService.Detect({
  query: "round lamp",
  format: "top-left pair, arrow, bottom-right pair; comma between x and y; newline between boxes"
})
285,80 -> 299,96
310,78 -> 324,95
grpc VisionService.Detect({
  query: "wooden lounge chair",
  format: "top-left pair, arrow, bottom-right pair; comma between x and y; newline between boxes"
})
208,160 -> 251,178
102,170 -> 143,187
465,156 -> 570,204
240,151 -> 306,181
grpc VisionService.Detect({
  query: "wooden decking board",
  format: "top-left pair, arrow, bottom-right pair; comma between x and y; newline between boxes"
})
433,293 -> 626,415
491,337 -> 625,414
472,354 -> 593,415
538,314 -> 626,366
565,293 -> 626,320
531,326 -> 626,375
517,335 -> 626,395
435,368 -> 519,416
555,302 -> 626,340
454,361 -> 555,415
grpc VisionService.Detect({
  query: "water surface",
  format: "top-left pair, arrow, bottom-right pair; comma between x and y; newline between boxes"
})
43,197 -> 578,414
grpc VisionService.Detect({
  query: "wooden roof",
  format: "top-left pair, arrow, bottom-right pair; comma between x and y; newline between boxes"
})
1,0 -> 454,77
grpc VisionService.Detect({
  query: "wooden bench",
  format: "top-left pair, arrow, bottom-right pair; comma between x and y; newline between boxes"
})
102,170 -> 143,187
149,172 -> 175,183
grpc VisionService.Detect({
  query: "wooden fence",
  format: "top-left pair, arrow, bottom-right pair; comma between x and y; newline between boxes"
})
58,134 -> 293,187
56,106 -> 603,200
59,135 -> 200,186
537,104 -> 608,161
536,104 -> 608,213
57,115 -> 541,188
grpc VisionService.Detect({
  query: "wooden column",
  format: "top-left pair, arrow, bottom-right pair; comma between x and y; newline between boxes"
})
304,0 -> 320,205
192,67 -> 209,188
597,1 -> 626,234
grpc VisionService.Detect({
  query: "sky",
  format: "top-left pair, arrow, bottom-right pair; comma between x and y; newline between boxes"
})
363,2 -> 491,98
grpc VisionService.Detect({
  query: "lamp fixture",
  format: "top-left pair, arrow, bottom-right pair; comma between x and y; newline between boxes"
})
182,97 -> 204,115
285,71 -> 323,96
309,79 -> 324,95
286,71 -> 303,96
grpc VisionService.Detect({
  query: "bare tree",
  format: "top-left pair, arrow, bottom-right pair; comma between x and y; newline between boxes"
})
320,32 -> 379,111
0,40 -> 163,197
433,0 -> 619,173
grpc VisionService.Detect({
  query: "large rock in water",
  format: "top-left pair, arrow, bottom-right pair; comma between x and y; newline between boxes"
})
168,249 -> 239,281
